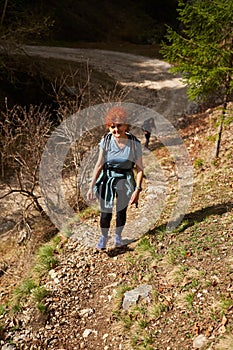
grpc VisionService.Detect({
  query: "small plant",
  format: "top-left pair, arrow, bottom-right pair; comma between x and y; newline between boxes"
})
191,279 -> 199,288
0,304 -> 7,316
220,298 -> 233,315
169,244 -> 189,262
13,278 -> 36,301
176,220 -> 189,232
131,333 -> 153,349
32,285 -> 49,303
129,305 -> 148,322
112,283 -> 132,314
137,236 -> 156,257
137,236 -> 151,251
34,237 -> 60,276
36,244 -> 58,272
125,255 -> 137,270
211,158 -> 218,167
182,278 -> 199,291
119,313 -> 134,330
142,335 -> 154,347
138,319 -> 148,329
154,227 -> 167,242
11,303 -> 22,313
152,302 -> 168,319
207,134 -> 217,142
21,283 -> 48,315
37,302 -> 47,314
194,158 -> 204,169
168,248 -> 176,265
11,278 -> 36,311
185,293 -> 195,308
77,206 -> 100,220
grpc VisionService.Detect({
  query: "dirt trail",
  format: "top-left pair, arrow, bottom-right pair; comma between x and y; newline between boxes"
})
23,45 -> 193,121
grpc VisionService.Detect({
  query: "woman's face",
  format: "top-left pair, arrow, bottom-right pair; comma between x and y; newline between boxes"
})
108,122 -> 128,138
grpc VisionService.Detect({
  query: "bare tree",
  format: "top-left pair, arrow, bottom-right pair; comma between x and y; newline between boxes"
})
0,102 -> 53,215
0,64 -> 130,235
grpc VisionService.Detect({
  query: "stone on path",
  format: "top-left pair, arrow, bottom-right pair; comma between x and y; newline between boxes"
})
122,284 -> 152,310
193,334 -> 208,349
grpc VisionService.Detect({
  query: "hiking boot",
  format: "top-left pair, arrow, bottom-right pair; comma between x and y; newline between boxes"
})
114,235 -> 123,247
96,235 -> 108,250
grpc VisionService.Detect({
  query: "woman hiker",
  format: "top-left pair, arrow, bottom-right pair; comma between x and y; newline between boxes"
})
87,106 -> 144,250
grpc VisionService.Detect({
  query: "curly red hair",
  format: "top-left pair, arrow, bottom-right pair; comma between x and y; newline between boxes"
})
104,106 -> 129,128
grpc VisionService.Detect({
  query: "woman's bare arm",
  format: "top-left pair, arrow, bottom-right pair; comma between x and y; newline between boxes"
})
87,148 -> 104,201
129,156 -> 144,205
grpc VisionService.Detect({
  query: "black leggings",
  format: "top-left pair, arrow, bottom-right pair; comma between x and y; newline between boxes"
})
100,185 -> 130,235
100,207 -> 127,229
99,177 -> 131,235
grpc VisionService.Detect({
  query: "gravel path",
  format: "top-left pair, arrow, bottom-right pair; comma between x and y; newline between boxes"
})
23,45 -> 193,121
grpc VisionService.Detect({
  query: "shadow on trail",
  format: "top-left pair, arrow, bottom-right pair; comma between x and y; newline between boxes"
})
105,245 -> 135,258
150,201 -> 233,234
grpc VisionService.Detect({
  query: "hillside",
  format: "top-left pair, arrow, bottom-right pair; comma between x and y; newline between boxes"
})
0,102 -> 232,349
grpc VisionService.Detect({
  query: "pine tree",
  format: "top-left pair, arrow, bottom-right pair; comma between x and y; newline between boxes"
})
161,0 -> 233,157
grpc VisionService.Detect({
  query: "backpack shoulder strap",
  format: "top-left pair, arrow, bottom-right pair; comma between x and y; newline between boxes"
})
103,132 -> 139,159
126,132 -> 139,142
126,132 -> 140,163
103,132 -> 112,153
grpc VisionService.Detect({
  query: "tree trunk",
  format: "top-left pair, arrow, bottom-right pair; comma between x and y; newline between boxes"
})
214,44 -> 232,158
214,103 -> 226,158
1,0 -> 9,26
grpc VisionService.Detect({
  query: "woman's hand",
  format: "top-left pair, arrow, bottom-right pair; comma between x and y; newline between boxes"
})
87,187 -> 95,201
129,189 -> 140,206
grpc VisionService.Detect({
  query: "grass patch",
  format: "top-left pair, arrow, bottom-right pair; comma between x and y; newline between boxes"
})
11,278 -> 37,311
14,278 -> 36,299
3,235 -> 61,316
194,158 -> 205,169
136,236 -> 157,258
131,333 -> 154,349
112,283 -> 133,315
185,292 -> 195,309
36,302 -> 47,314
32,285 -> 49,303
220,298 -> 233,315
76,206 -> 100,220
10,278 -> 50,313
0,304 -> 7,316
34,236 -> 60,276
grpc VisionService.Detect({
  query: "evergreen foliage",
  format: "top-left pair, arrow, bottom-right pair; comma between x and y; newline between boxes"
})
161,0 -> 233,103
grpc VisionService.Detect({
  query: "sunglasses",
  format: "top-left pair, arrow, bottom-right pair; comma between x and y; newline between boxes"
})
109,124 -> 123,129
